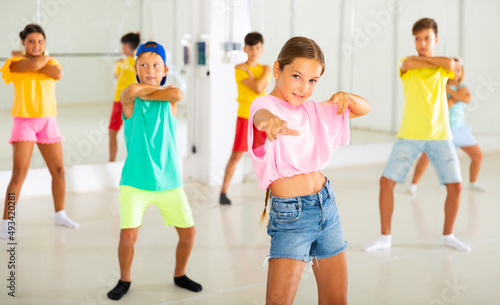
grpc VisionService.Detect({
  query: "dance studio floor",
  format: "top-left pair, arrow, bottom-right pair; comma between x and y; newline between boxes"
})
0,153 -> 499,305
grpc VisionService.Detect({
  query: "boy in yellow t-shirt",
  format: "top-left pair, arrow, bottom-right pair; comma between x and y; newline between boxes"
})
362,18 -> 470,252
108,32 -> 140,162
219,32 -> 271,204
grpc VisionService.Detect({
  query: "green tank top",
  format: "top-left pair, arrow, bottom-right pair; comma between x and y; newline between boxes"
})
120,97 -> 182,191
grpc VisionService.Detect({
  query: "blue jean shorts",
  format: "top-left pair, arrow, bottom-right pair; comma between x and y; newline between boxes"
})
452,126 -> 477,148
267,179 -> 348,263
382,139 -> 462,184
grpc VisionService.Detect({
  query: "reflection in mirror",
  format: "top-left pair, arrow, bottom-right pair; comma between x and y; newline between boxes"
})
1,0 -> 499,172
0,0 -> 192,171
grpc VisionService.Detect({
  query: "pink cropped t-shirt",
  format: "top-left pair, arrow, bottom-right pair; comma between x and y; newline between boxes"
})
248,95 -> 351,190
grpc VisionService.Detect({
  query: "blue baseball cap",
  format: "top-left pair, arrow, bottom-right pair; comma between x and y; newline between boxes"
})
135,41 -> 167,86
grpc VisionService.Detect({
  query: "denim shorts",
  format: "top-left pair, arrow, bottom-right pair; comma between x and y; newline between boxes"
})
382,139 -> 462,184
267,179 -> 348,263
452,126 -> 477,148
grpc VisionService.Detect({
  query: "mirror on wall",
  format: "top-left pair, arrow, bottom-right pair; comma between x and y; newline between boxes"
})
0,0 -> 193,171
249,0 -> 499,145
1,0 -> 498,172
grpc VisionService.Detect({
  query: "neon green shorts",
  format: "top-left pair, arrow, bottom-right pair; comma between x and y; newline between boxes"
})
119,185 -> 194,229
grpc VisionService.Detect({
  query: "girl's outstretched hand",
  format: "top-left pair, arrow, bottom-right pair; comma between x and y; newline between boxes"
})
321,91 -> 357,115
255,111 -> 300,142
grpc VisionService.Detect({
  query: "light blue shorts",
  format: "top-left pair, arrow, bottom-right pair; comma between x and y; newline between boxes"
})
452,126 -> 477,148
382,139 -> 462,184
267,180 -> 348,263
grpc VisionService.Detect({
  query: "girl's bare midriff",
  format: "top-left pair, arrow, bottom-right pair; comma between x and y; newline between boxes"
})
270,171 -> 326,197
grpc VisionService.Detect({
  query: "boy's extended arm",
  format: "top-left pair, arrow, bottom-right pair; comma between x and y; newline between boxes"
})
240,65 -> 271,94
121,83 -> 183,119
9,55 -> 53,73
400,56 -> 455,73
141,86 -> 183,103
121,83 -> 182,106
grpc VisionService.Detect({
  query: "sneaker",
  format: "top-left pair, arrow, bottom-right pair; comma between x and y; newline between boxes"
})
219,193 -> 231,205
469,182 -> 487,192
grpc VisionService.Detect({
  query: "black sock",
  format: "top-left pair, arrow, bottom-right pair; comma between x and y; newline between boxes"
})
174,275 -> 202,292
107,280 -> 131,300
219,193 -> 231,204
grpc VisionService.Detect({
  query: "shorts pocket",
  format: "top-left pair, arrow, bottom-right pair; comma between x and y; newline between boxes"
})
270,205 -> 301,223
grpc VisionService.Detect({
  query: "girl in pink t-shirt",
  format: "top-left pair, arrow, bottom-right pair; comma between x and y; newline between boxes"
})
248,37 -> 371,304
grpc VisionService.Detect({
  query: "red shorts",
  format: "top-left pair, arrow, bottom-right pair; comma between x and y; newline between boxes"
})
232,117 -> 266,152
108,101 -> 123,131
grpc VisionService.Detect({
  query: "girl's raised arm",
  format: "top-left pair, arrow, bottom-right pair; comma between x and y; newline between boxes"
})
321,92 -> 371,119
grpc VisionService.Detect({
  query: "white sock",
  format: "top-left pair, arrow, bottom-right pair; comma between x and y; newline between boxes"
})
469,181 -> 487,192
0,219 -> 10,239
442,233 -> 471,252
361,235 -> 392,252
410,184 -> 418,194
55,210 -> 80,229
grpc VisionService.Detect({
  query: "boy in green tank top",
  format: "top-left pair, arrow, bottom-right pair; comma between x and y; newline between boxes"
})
107,41 -> 202,300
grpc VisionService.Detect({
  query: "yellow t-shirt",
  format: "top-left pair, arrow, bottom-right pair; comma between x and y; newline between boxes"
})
114,56 -> 136,101
397,57 -> 455,140
235,64 -> 270,119
0,56 -> 61,118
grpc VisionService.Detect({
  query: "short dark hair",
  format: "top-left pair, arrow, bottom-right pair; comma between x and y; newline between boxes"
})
412,18 -> 438,36
244,32 -> 264,46
121,32 -> 141,51
20,24 -> 45,41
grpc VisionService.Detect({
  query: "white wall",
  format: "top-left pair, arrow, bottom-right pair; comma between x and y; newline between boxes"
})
246,0 -> 500,135
0,0 -> 499,184
461,0 -> 500,134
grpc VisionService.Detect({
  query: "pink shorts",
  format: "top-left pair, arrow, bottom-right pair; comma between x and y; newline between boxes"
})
10,116 -> 64,144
